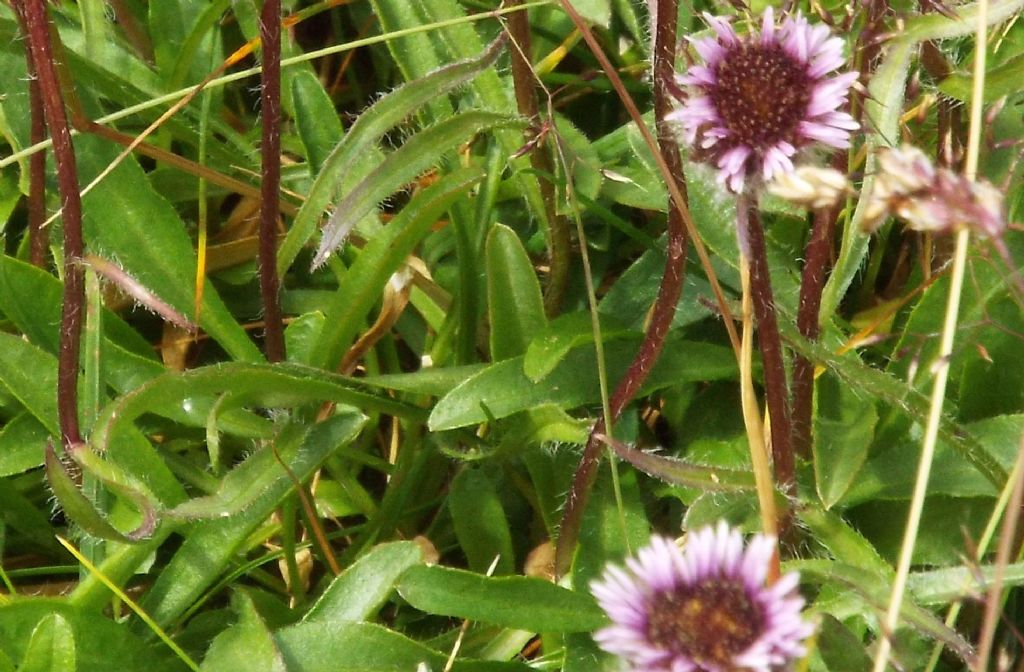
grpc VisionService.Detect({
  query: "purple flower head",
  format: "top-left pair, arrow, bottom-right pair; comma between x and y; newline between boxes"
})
590,522 -> 814,672
669,8 -> 859,193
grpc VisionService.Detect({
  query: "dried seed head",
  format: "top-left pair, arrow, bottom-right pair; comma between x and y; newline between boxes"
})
863,145 -> 1006,238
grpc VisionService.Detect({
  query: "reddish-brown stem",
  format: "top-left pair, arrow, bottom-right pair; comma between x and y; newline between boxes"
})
22,41 -> 49,267
506,0 -> 568,316
790,190 -> 839,460
259,0 -> 286,363
744,202 -> 794,495
107,0 -> 154,64
554,0 -> 689,577
18,0 -> 85,448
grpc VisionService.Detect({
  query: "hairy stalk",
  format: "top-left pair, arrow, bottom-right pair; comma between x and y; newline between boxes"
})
18,0 -> 85,448
259,0 -> 286,362
791,158 -> 843,459
19,31 -> 49,268
554,0 -> 690,577
553,0 -> 739,355
872,2 -> 989,669
744,203 -> 795,497
506,0 -> 568,316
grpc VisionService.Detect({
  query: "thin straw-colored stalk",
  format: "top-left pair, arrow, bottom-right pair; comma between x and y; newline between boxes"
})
871,0 -> 988,668
972,434 -> 1024,671
739,219 -> 780,583
923,451 -> 1024,672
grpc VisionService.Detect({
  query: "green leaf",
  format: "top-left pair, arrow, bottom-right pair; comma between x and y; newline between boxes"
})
0,254 -> 152,359
0,478 -> 58,553
312,111 -> 519,268
908,561 -> 1024,606
0,332 -> 58,434
0,413 -> 47,477
486,224 -> 547,360
91,362 -> 422,455
397,565 -> 606,632
291,70 -> 344,175
0,600 -> 173,672
277,37 -> 505,275
563,632 -> 621,672
794,559 -> 975,664
798,506 -> 892,578
813,371 -> 877,508
553,115 -> 603,213
848,496 -> 993,566
45,444 -> 131,543
597,243 -> 715,331
817,614 -> 873,672
569,0 -> 613,26
605,435 -> 756,492
449,469 -> 516,574
368,2 -> 550,232
16,613 -> 75,672
303,541 -> 423,625
310,166 -> 484,370
939,53 -> 1024,102
523,313 -> 631,382
362,364 -> 486,397
75,136 -> 261,363
275,621 -> 531,672
167,420 -> 312,520
139,413 -> 366,628
429,338 -> 736,430
781,321 -> 1007,488
201,592 -> 286,672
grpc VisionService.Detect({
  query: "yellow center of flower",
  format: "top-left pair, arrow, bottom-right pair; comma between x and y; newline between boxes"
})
711,44 -> 812,150
647,580 -> 763,668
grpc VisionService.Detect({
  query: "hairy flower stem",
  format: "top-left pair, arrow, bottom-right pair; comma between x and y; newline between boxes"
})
554,0 -> 689,578
506,0 -> 568,316
791,162 -> 842,459
743,201 -> 795,499
22,43 -> 48,267
18,0 -> 85,448
259,0 -> 286,362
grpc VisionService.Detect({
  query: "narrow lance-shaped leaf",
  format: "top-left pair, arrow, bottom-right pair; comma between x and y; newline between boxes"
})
276,36 -> 506,274
309,166 -> 485,370
91,362 -> 425,455
397,564 -> 607,633
45,442 -> 132,543
311,110 -> 520,268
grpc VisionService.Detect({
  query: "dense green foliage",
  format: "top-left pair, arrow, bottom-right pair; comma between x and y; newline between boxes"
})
0,0 -> 1023,670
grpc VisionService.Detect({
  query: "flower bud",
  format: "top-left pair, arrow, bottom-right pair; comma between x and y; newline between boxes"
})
767,166 -> 851,209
